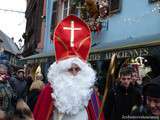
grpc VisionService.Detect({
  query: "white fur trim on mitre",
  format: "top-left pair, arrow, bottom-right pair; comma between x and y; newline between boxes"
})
47,57 -> 96,115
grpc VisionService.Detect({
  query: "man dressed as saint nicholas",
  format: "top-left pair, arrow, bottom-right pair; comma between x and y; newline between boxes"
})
33,15 -> 104,120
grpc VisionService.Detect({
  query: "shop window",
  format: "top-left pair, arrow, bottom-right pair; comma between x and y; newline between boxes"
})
148,0 -> 160,3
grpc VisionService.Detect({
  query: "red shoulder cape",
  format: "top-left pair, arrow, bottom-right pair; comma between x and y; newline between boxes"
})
33,83 -> 104,120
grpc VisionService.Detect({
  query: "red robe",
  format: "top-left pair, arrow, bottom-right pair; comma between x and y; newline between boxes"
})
33,83 -> 104,120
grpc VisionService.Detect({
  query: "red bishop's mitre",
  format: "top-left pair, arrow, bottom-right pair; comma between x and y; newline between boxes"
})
53,15 -> 91,62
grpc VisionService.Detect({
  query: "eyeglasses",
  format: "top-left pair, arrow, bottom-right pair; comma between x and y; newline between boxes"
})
68,67 -> 81,72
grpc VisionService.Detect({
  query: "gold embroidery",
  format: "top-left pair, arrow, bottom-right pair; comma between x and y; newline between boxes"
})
55,36 -> 68,50
78,36 -> 90,50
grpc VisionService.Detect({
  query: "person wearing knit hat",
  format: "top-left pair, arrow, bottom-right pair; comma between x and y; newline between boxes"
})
143,75 -> 160,117
9,68 -> 27,100
130,76 -> 160,119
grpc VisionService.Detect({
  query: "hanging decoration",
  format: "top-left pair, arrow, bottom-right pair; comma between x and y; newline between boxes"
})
71,0 -> 109,32
85,17 -> 102,32
80,0 -> 109,32
97,0 -> 109,18
85,0 -> 99,18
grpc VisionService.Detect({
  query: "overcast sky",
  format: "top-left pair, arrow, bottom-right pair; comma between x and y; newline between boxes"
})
0,0 -> 26,47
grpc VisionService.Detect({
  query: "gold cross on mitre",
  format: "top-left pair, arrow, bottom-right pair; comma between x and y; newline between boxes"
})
63,20 -> 82,47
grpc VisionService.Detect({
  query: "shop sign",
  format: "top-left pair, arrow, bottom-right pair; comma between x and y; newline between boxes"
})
89,47 -> 150,61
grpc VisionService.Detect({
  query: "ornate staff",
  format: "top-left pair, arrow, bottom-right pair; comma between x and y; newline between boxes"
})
98,53 -> 117,120
57,112 -> 64,120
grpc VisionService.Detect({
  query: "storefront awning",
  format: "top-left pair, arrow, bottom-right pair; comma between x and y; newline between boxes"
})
20,52 -> 54,63
21,33 -> 160,63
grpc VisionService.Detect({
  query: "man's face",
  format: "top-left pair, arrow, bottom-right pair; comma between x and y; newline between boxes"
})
132,72 -> 139,84
0,68 -> 7,75
146,96 -> 160,116
120,74 -> 132,88
17,72 -> 24,79
0,67 -> 8,81
67,63 -> 81,76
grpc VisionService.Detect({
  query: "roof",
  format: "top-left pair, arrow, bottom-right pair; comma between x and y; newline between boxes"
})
0,30 -> 20,55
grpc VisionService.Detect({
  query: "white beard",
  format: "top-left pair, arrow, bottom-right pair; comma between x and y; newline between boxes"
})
48,57 -> 96,115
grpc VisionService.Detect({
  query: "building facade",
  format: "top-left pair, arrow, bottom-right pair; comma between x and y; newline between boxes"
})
22,0 -> 160,82
23,0 -> 46,57
0,30 -> 21,67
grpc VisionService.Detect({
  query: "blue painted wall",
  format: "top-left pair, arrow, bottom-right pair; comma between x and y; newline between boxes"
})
44,0 -> 160,51
43,0 -> 54,53
92,0 -> 160,46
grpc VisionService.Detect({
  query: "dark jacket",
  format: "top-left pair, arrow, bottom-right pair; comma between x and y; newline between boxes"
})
0,80 -> 17,116
9,76 -> 27,100
27,80 -> 44,111
27,89 -> 41,111
105,83 -> 142,120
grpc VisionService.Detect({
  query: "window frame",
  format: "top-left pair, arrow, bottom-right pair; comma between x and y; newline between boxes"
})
61,0 -> 70,19
109,0 -> 122,15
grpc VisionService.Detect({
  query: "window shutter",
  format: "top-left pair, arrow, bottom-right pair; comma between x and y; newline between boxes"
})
51,1 -> 58,33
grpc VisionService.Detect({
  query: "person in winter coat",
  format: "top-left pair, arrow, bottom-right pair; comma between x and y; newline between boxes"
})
105,65 -> 142,120
130,75 -> 160,119
9,69 -> 27,100
0,64 -> 17,117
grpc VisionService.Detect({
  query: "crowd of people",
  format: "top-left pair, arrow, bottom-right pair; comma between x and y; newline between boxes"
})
0,61 -> 44,120
0,58 -> 159,120
102,63 -> 160,120
0,15 -> 159,120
